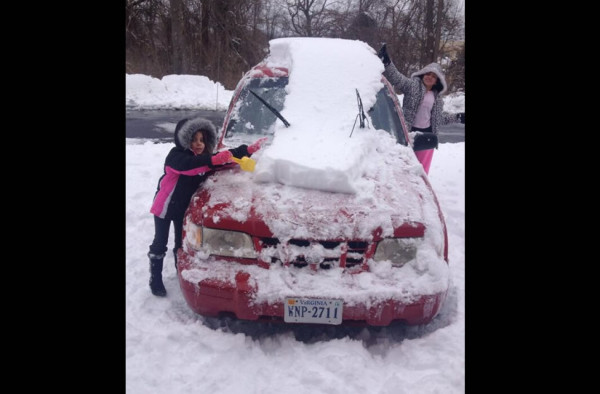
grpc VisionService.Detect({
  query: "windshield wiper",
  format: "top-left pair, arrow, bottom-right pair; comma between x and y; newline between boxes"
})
249,89 -> 290,127
350,89 -> 369,137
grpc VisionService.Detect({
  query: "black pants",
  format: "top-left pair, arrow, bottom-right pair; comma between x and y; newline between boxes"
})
148,215 -> 183,257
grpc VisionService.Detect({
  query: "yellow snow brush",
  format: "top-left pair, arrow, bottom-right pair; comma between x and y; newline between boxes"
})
232,156 -> 256,172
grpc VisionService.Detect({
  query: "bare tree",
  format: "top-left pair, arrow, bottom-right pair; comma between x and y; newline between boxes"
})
433,0 -> 443,61
170,0 -> 187,74
423,0 -> 435,63
286,0 -> 333,37
345,12 -> 378,47
444,41 -> 464,93
125,0 -> 464,91
374,0 -> 463,91
193,0 -> 268,88
126,0 -> 171,77
198,0 -> 212,72
263,0 -> 288,38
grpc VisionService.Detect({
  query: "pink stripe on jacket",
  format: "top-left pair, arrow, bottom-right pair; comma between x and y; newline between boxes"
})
150,165 -> 211,218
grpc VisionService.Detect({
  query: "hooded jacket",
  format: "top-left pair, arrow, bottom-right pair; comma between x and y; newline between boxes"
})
150,117 -> 249,220
383,62 -> 455,134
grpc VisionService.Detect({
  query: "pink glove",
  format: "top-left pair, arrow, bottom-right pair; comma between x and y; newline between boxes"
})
211,150 -> 233,165
247,137 -> 268,155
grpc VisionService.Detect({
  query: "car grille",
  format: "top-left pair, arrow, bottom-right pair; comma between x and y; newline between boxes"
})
259,237 -> 369,269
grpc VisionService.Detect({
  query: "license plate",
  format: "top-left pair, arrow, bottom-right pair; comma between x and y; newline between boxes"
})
284,297 -> 343,325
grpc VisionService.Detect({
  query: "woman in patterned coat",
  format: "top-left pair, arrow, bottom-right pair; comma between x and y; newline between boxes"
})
378,44 -> 464,174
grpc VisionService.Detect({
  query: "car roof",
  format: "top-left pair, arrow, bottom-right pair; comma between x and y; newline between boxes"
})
248,64 -> 289,78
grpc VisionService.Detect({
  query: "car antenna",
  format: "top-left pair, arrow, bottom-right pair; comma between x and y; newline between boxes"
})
249,89 -> 291,127
350,89 -> 369,137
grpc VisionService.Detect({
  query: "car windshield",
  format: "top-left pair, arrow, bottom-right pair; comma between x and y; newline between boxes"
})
224,76 -> 407,146
224,77 -> 289,146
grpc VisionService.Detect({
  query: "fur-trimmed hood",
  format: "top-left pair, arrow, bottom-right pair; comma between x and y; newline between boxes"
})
411,63 -> 447,95
174,117 -> 217,152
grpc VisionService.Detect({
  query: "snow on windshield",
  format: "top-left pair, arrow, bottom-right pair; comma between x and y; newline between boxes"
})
250,37 -> 406,194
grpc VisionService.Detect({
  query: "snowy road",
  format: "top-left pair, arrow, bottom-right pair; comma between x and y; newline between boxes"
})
125,109 -> 465,143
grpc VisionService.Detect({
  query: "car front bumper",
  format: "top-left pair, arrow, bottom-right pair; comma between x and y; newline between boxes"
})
177,251 -> 449,327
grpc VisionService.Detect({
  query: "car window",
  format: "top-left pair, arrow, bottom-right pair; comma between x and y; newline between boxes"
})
224,77 -> 289,146
368,88 -> 408,146
224,75 -> 407,147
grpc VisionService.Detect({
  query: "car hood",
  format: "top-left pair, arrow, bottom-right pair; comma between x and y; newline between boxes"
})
189,157 -> 439,242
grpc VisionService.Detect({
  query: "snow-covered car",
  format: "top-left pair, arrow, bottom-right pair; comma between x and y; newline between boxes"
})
177,37 -> 449,326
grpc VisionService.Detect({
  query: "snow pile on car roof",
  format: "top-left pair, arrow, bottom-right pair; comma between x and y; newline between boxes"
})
254,37 -> 386,194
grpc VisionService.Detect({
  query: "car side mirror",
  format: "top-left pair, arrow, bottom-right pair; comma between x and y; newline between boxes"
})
412,132 -> 438,151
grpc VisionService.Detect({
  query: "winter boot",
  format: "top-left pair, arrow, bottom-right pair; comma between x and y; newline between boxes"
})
148,252 -> 167,297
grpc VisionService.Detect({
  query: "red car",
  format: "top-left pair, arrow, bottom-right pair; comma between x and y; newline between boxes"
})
177,38 -> 448,326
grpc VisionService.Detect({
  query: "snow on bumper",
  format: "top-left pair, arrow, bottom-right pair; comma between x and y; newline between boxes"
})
178,253 -> 450,326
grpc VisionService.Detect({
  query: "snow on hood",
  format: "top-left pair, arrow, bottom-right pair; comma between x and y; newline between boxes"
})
254,37 -> 386,194
200,128 -> 441,243
188,132 -> 448,304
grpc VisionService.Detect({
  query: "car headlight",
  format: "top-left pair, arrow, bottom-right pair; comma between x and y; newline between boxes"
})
184,222 -> 256,258
373,238 -> 420,267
